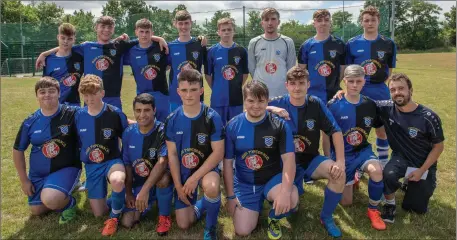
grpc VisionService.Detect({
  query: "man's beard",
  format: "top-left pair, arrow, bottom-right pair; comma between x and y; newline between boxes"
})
393,93 -> 411,107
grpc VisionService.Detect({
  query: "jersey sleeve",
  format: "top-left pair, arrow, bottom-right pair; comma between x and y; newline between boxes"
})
121,130 -> 131,165
205,47 -> 214,75
318,98 -> 341,135
286,38 -> 297,70
279,119 -> 294,154
388,40 -> 397,68
13,120 -> 31,151
345,42 -> 353,64
224,122 -> 235,159
426,112 -> 445,144
157,123 -> 168,157
200,46 -> 208,74
339,41 -> 346,65
164,116 -> 175,142
72,43 -> 84,56
210,112 -> 225,141
116,110 -> 129,133
247,38 -> 257,77
123,50 -> 131,66
298,42 -> 308,64
241,47 -> 249,74
119,39 -> 138,54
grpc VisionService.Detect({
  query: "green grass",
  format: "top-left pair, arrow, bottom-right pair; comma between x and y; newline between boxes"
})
2,53 -> 456,239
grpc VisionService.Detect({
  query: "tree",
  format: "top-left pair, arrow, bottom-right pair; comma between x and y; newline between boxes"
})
101,0 -> 126,33
206,10 -> 232,35
246,10 -> 263,37
332,11 -> 352,29
443,5 -> 456,46
35,1 -> 64,24
363,0 -> 411,24
64,10 -> 97,41
280,20 -> 315,46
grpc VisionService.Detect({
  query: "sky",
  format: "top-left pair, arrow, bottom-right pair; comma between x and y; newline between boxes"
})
22,1 -> 455,26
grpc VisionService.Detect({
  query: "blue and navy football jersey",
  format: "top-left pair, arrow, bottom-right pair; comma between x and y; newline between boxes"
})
14,105 -> 81,178
376,101 -> 444,169
167,37 -> 207,105
345,34 -> 397,84
122,121 -> 167,188
206,42 -> 249,107
123,42 -> 168,96
164,104 -> 224,182
43,51 -> 84,105
327,95 -> 383,154
225,112 -> 294,185
72,40 -> 137,98
269,94 -> 341,169
75,103 -> 128,164
298,35 -> 346,102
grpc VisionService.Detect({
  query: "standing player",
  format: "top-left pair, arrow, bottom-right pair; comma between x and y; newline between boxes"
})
168,10 -> 208,112
205,17 -> 249,125
224,80 -> 298,239
267,66 -> 346,238
75,74 -> 128,236
36,16 -> 168,110
298,9 -> 346,102
121,93 -> 173,235
345,6 -> 397,166
248,8 -> 296,98
325,65 -> 386,231
13,77 -> 81,224
165,69 -> 224,240
43,23 -> 84,106
123,19 -> 170,122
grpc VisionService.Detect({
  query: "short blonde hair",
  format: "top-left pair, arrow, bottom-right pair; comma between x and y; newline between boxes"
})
359,6 -> 380,22
344,65 -> 365,79
58,23 -> 76,37
217,18 -> 235,30
135,18 -> 153,30
313,9 -> 331,19
79,74 -> 104,94
286,66 -> 309,82
35,76 -> 60,95
261,8 -> 280,20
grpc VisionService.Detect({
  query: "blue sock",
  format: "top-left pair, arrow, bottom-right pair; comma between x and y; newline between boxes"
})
57,196 -> 76,212
376,138 -> 389,166
194,198 -> 205,220
268,205 -> 298,220
368,179 -> 384,209
110,188 -> 125,219
202,194 -> 221,229
320,187 -> 343,221
156,185 -> 173,216
106,197 -> 112,210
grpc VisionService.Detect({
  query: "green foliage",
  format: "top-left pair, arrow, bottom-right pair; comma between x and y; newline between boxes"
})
205,10 -> 232,35
279,20 -> 314,45
246,10 -> 263,37
332,11 -> 353,29
443,6 -> 456,47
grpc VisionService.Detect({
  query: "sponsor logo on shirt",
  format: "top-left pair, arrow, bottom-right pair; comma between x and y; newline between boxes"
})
129,145 -> 135,148
61,74 -> 78,87
265,62 -> 277,74
42,140 -> 61,158
361,59 -> 381,76
176,131 -> 183,135
341,116 -> 348,119
174,52 -> 180,56
237,136 -> 245,139
242,150 -> 268,170
222,65 -> 238,80
88,147 -> 105,163
357,49 -> 364,52
34,130 -> 42,134
346,130 -> 363,146
181,151 -> 200,169
92,56 -> 114,71
80,129 -> 87,132
294,137 -> 306,152
54,67 -> 61,71
134,160 -> 151,177
216,57 -> 223,60
310,51 -> 316,54
136,56 -> 141,59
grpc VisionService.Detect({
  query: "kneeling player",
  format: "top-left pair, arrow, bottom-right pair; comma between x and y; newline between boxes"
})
13,77 -> 81,223
75,75 -> 128,236
268,66 -> 346,238
121,93 -> 173,235
224,81 -> 299,239
165,69 -> 224,240
325,65 -> 386,230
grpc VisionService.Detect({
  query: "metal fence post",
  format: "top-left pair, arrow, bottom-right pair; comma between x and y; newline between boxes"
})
32,42 -> 35,76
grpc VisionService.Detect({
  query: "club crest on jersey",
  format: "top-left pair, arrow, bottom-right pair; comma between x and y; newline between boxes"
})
42,141 -> 60,158
223,67 -> 235,80
234,56 -> 241,65
62,74 -> 77,87
149,148 -> 156,159
245,154 -> 263,170
182,152 -> 199,169
144,67 -> 157,80
102,128 -> 113,139
364,117 -> 372,127
306,120 -> 315,130
264,136 -> 274,147
74,62 -> 80,71
192,51 -> 199,60
294,138 -> 305,153
153,53 -> 161,62
329,50 -> 337,58
59,125 -> 69,135
135,160 -> 150,177
265,62 -> 277,74
276,50 -> 281,55
197,133 -> 207,144
377,51 -> 385,59
89,148 -> 105,163
346,131 -> 363,146
110,49 -> 116,56
96,58 -> 109,71
408,127 -> 418,138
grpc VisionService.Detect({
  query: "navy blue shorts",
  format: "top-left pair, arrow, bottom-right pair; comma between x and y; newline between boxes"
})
28,167 -> 81,205
174,167 -> 220,210
295,155 -> 329,195
340,146 -> 379,185
85,158 -> 124,199
123,185 -> 157,214
102,97 -> 122,110
212,105 -> 243,125
233,173 -> 283,212
146,92 -> 170,123
361,83 -> 390,101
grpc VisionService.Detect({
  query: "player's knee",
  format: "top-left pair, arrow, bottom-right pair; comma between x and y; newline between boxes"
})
383,167 -> 398,184
369,166 -> 383,182
110,177 -> 125,192
176,219 -> 192,230
40,189 -> 66,210
202,177 -> 220,198
156,173 -> 171,188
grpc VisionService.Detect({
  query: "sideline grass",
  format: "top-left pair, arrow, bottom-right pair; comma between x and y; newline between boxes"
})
1,52 -> 455,239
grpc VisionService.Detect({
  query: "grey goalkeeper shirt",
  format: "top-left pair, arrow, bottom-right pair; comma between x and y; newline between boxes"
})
248,34 -> 296,98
